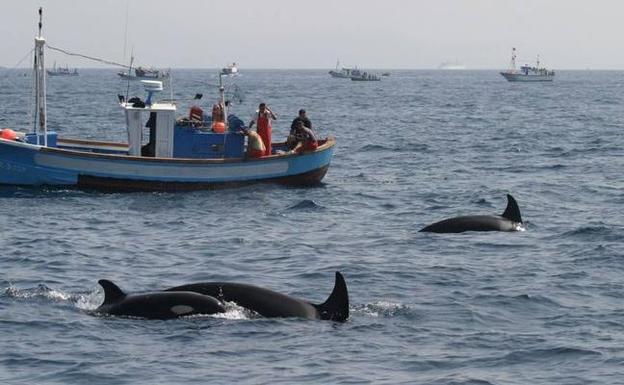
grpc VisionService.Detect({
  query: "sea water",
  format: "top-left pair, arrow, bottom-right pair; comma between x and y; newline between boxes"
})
0,69 -> 623,384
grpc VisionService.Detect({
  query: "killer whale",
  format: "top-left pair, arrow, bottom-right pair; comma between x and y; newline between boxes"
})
96,279 -> 226,319
419,194 -> 524,233
165,271 -> 349,322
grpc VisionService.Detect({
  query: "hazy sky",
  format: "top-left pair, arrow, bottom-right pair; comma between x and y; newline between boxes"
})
1,0 -> 622,69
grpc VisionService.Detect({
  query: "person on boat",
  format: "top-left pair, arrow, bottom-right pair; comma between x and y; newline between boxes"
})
288,109 -> 312,149
241,129 -> 266,158
141,112 -> 157,157
290,109 -> 312,132
248,103 -> 276,156
211,102 -> 226,133
289,120 -> 318,154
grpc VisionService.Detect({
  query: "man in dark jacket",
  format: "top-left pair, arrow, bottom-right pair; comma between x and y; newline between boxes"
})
290,109 -> 312,134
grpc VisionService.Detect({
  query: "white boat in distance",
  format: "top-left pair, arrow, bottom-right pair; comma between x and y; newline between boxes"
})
118,66 -> 170,80
329,59 -> 357,78
438,61 -> 466,70
500,48 -> 554,82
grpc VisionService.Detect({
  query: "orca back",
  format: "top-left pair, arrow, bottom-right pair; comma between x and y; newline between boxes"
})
166,282 -> 317,319
165,272 -> 350,322
96,280 -> 225,319
420,194 -> 523,233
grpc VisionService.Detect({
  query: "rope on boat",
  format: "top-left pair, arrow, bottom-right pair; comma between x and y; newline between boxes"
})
0,48 -> 34,80
47,44 -> 128,68
0,48 -> 36,129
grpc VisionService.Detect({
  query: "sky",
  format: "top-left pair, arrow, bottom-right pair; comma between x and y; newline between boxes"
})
1,0 -> 622,70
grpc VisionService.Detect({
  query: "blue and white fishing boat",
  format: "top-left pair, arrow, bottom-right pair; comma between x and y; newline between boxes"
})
0,9 -> 335,191
500,48 -> 555,82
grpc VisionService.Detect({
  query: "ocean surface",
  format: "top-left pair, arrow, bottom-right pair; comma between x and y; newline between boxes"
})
1,69 -> 623,385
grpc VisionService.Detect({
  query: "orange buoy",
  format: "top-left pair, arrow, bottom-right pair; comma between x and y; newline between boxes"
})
1,128 -> 17,140
212,121 -> 226,133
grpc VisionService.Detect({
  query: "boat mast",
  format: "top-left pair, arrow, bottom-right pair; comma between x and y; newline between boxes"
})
536,54 -> 540,68
510,47 -> 516,71
33,7 -> 48,146
219,70 -> 228,129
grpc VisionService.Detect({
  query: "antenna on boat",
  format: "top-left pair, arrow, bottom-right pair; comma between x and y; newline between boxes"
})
510,47 -> 516,71
125,50 -> 134,103
33,7 -> 48,146
218,71 -> 227,129
218,64 -> 237,129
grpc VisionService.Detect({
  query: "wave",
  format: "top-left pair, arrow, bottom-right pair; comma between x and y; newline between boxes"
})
422,376 -> 495,385
560,225 -> 622,242
359,144 -> 390,152
474,293 -> 563,310
4,284 -> 77,302
354,301 -> 420,319
501,346 -> 602,363
285,199 -> 325,211
358,142 -> 430,153
5,283 -> 262,322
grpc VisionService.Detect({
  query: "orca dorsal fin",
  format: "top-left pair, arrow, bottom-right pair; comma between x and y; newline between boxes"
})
501,194 -> 522,223
314,272 -> 349,322
98,279 -> 127,305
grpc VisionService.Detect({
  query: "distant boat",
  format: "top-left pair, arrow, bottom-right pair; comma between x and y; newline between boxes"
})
47,62 -> 79,76
500,48 -> 554,82
118,66 -> 169,80
381,72 -> 391,76
438,61 -> 466,70
329,59 -> 356,78
221,62 -> 238,76
350,69 -> 380,81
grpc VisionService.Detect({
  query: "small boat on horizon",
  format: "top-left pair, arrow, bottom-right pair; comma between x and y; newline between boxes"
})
329,59 -> 356,78
500,48 -> 554,82
47,62 -> 79,76
118,66 -> 169,80
350,69 -> 380,81
438,61 -> 466,70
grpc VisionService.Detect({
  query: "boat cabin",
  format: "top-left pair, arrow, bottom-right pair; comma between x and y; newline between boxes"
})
122,81 -> 245,159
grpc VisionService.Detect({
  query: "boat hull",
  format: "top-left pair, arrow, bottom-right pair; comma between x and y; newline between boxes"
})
118,73 -> 169,81
329,71 -> 350,78
0,137 -> 335,191
500,72 -> 554,82
46,72 -> 79,77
